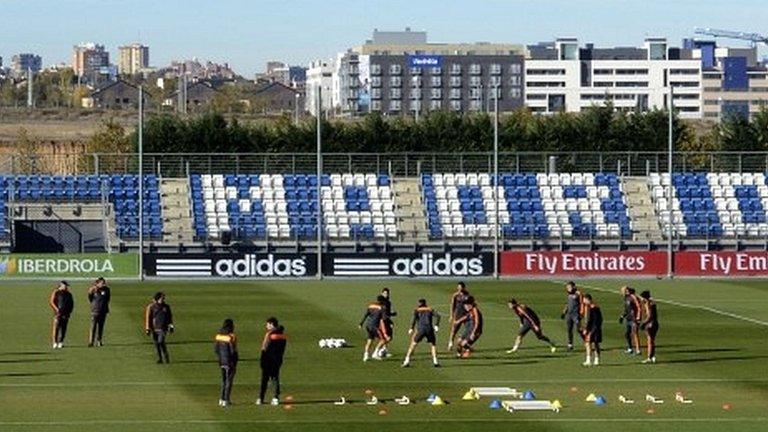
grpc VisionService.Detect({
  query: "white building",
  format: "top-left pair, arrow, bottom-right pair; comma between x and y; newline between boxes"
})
305,59 -> 335,116
525,38 -> 702,119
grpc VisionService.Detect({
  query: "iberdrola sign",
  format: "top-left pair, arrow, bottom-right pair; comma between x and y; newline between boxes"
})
0,253 -> 139,279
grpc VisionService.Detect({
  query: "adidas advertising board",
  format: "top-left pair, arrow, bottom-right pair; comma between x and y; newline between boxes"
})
324,253 -> 493,277
144,253 -> 317,278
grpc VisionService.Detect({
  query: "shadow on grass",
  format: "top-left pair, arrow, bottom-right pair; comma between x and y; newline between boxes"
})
0,358 -> 61,364
0,351 -> 48,356
0,371 -> 73,378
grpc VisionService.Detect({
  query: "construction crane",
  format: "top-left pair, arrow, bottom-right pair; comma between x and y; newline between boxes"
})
694,27 -> 768,46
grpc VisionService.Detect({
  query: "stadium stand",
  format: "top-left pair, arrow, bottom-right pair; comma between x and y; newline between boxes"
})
0,174 -> 163,239
650,172 -> 768,238
191,173 -> 397,240
422,172 -> 632,239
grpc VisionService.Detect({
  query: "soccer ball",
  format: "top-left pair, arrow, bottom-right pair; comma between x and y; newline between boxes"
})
319,339 -> 328,348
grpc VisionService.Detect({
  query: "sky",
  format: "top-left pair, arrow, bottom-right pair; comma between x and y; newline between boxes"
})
1,0 -> 767,76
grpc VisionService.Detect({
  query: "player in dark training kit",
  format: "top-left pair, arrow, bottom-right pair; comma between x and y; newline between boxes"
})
257,317 -> 287,406
640,290 -> 660,364
560,281 -> 584,351
447,281 -> 470,350
49,281 -> 74,349
619,286 -> 642,355
214,319 -> 238,407
582,294 -> 603,366
454,296 -> 483,358
87,277 -> 111,347
359,295 -> 389,362
144,292 -> 174,364
507,298 -> 557,354
402,299 -> 441,367
377,287 -> 397,358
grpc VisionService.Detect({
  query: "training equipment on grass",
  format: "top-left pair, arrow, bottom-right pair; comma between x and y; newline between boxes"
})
333,396 -> 347,405
645,394 -> 664,404
488,399 -> 502,410
318,338 -> 347,349
431,396 -> 445,406
366,395 -> 379,405
394,395 -> 410,405
595,396 -> 607,406
523,390 -> 536,400
426,393 -> 437,403
502,400 -> 561,413
585,393 -> 597,402
551,400 -> 563,410
468,387 -> 523,399
618,395 -> 635,404
675,392 -> 693,404
462,390 -> 478,400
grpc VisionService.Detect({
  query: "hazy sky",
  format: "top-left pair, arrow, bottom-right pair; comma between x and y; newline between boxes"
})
1,0 -> 766,76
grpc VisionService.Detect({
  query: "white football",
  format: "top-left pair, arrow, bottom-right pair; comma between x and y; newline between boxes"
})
319,339 -> 327,348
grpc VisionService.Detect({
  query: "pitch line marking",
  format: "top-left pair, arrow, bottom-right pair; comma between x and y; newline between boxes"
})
0,418 -> 765,426
561,281 -> 768,328
2,377 -> 766,388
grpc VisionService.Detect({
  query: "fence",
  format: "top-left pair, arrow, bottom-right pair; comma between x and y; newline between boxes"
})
5,151 -> 768,176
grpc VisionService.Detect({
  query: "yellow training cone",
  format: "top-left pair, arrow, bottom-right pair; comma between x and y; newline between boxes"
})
431,396 -> 445,406
552,400 -> 563,410
462,391 -> 477,401
585,393 -> 597,402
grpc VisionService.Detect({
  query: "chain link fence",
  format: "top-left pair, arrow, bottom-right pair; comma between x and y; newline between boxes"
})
3,151 -> 768,176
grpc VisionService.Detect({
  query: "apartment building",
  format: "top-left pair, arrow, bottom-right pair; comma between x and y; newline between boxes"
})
118,43 -> 150,75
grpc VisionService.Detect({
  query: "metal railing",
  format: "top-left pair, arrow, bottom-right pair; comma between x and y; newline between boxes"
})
4,151 -> 768,177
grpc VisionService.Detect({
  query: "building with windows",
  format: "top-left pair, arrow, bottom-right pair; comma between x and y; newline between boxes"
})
72,43 -> 110,81
686,40 -> 768,120
305,59 -> 334,115
329,29 -> 526,115
524,38 -> 702,119
118,43 -> 150,75
10,53 -> 43,76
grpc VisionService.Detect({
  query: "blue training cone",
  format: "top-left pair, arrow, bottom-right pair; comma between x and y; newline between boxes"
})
595,396 -> 607,406
489,399 -> 502,410
523,390 -> 536,400
426,394 -> 436,403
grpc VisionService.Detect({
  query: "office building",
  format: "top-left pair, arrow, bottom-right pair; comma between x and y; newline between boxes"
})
118,43 -> 149,75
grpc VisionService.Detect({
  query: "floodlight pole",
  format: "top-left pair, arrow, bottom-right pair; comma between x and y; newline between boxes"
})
316,86 -> 323,280
667,85 -> 674,279
493,84 -> 500,279
138,85 -> 145,281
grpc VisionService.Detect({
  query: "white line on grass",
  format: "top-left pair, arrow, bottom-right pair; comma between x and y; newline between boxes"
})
559,281 -> 768,328
2,377 -> 766,388
0,418 -> 765,426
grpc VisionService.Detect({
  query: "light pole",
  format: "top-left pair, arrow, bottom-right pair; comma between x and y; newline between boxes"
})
493,83 -> 500,279
667,85 -> 674,279
294,93 -> 300,126
316,85 -> 323,279
138,85 -> 144,281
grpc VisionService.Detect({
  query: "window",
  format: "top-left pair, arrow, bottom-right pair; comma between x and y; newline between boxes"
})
390,88 -> 401,99
527,69 -> 566,75
371,100 -> 382,111
450,76 -> 462,87
429,99 -> 442,110
410,76 -> 422,87
371,88 -> 381,99
526,93 -> 546,100
450,88 -> 462,99
348,65 -> 359,74
593,69 -> 613,75
389,76 -> 402,87
469,100 -> 482,111
469,88 -> 481,99
594,81 -> 613,87
671,81 -> 699,88
490,87 -> 502,99
430,88 -> 442,99
469,63 -> 482,75
703,73 -> 722,80
510,88 -> 522,99
348,89 -> 359,98
615,81 -> 649,87
490,63 -> 502,75
450,100 -> 462,111
430,76 -> 442,87
509,76 -> 521,86
489,76 -> 501,86
526,81 -> 565,87
450,63 -> 462,75
389,100 -> 401,111
670,69 -> 699,75
469,76 -> 482,87
389,64 -> 402,75
370,64 -> 382,75
371,76 -> 382,87
430,66 -> 442,75
410,67 -> 422,75
410,88 -> 421,100
615,69 -> 648,75
410,100 -> 421,111
510,64 -> 522,74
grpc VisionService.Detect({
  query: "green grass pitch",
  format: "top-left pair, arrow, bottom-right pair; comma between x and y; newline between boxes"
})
0,278 -> 766,432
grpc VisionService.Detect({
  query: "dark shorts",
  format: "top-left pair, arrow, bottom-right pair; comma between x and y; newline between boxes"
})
519,321 -> 542,337
365,325 -> 387,341
646,323 -> 659,338
585,328 -> 602,343
384,320 -> 394,338
463,332 -> 482,346
413,329 -> 436,344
